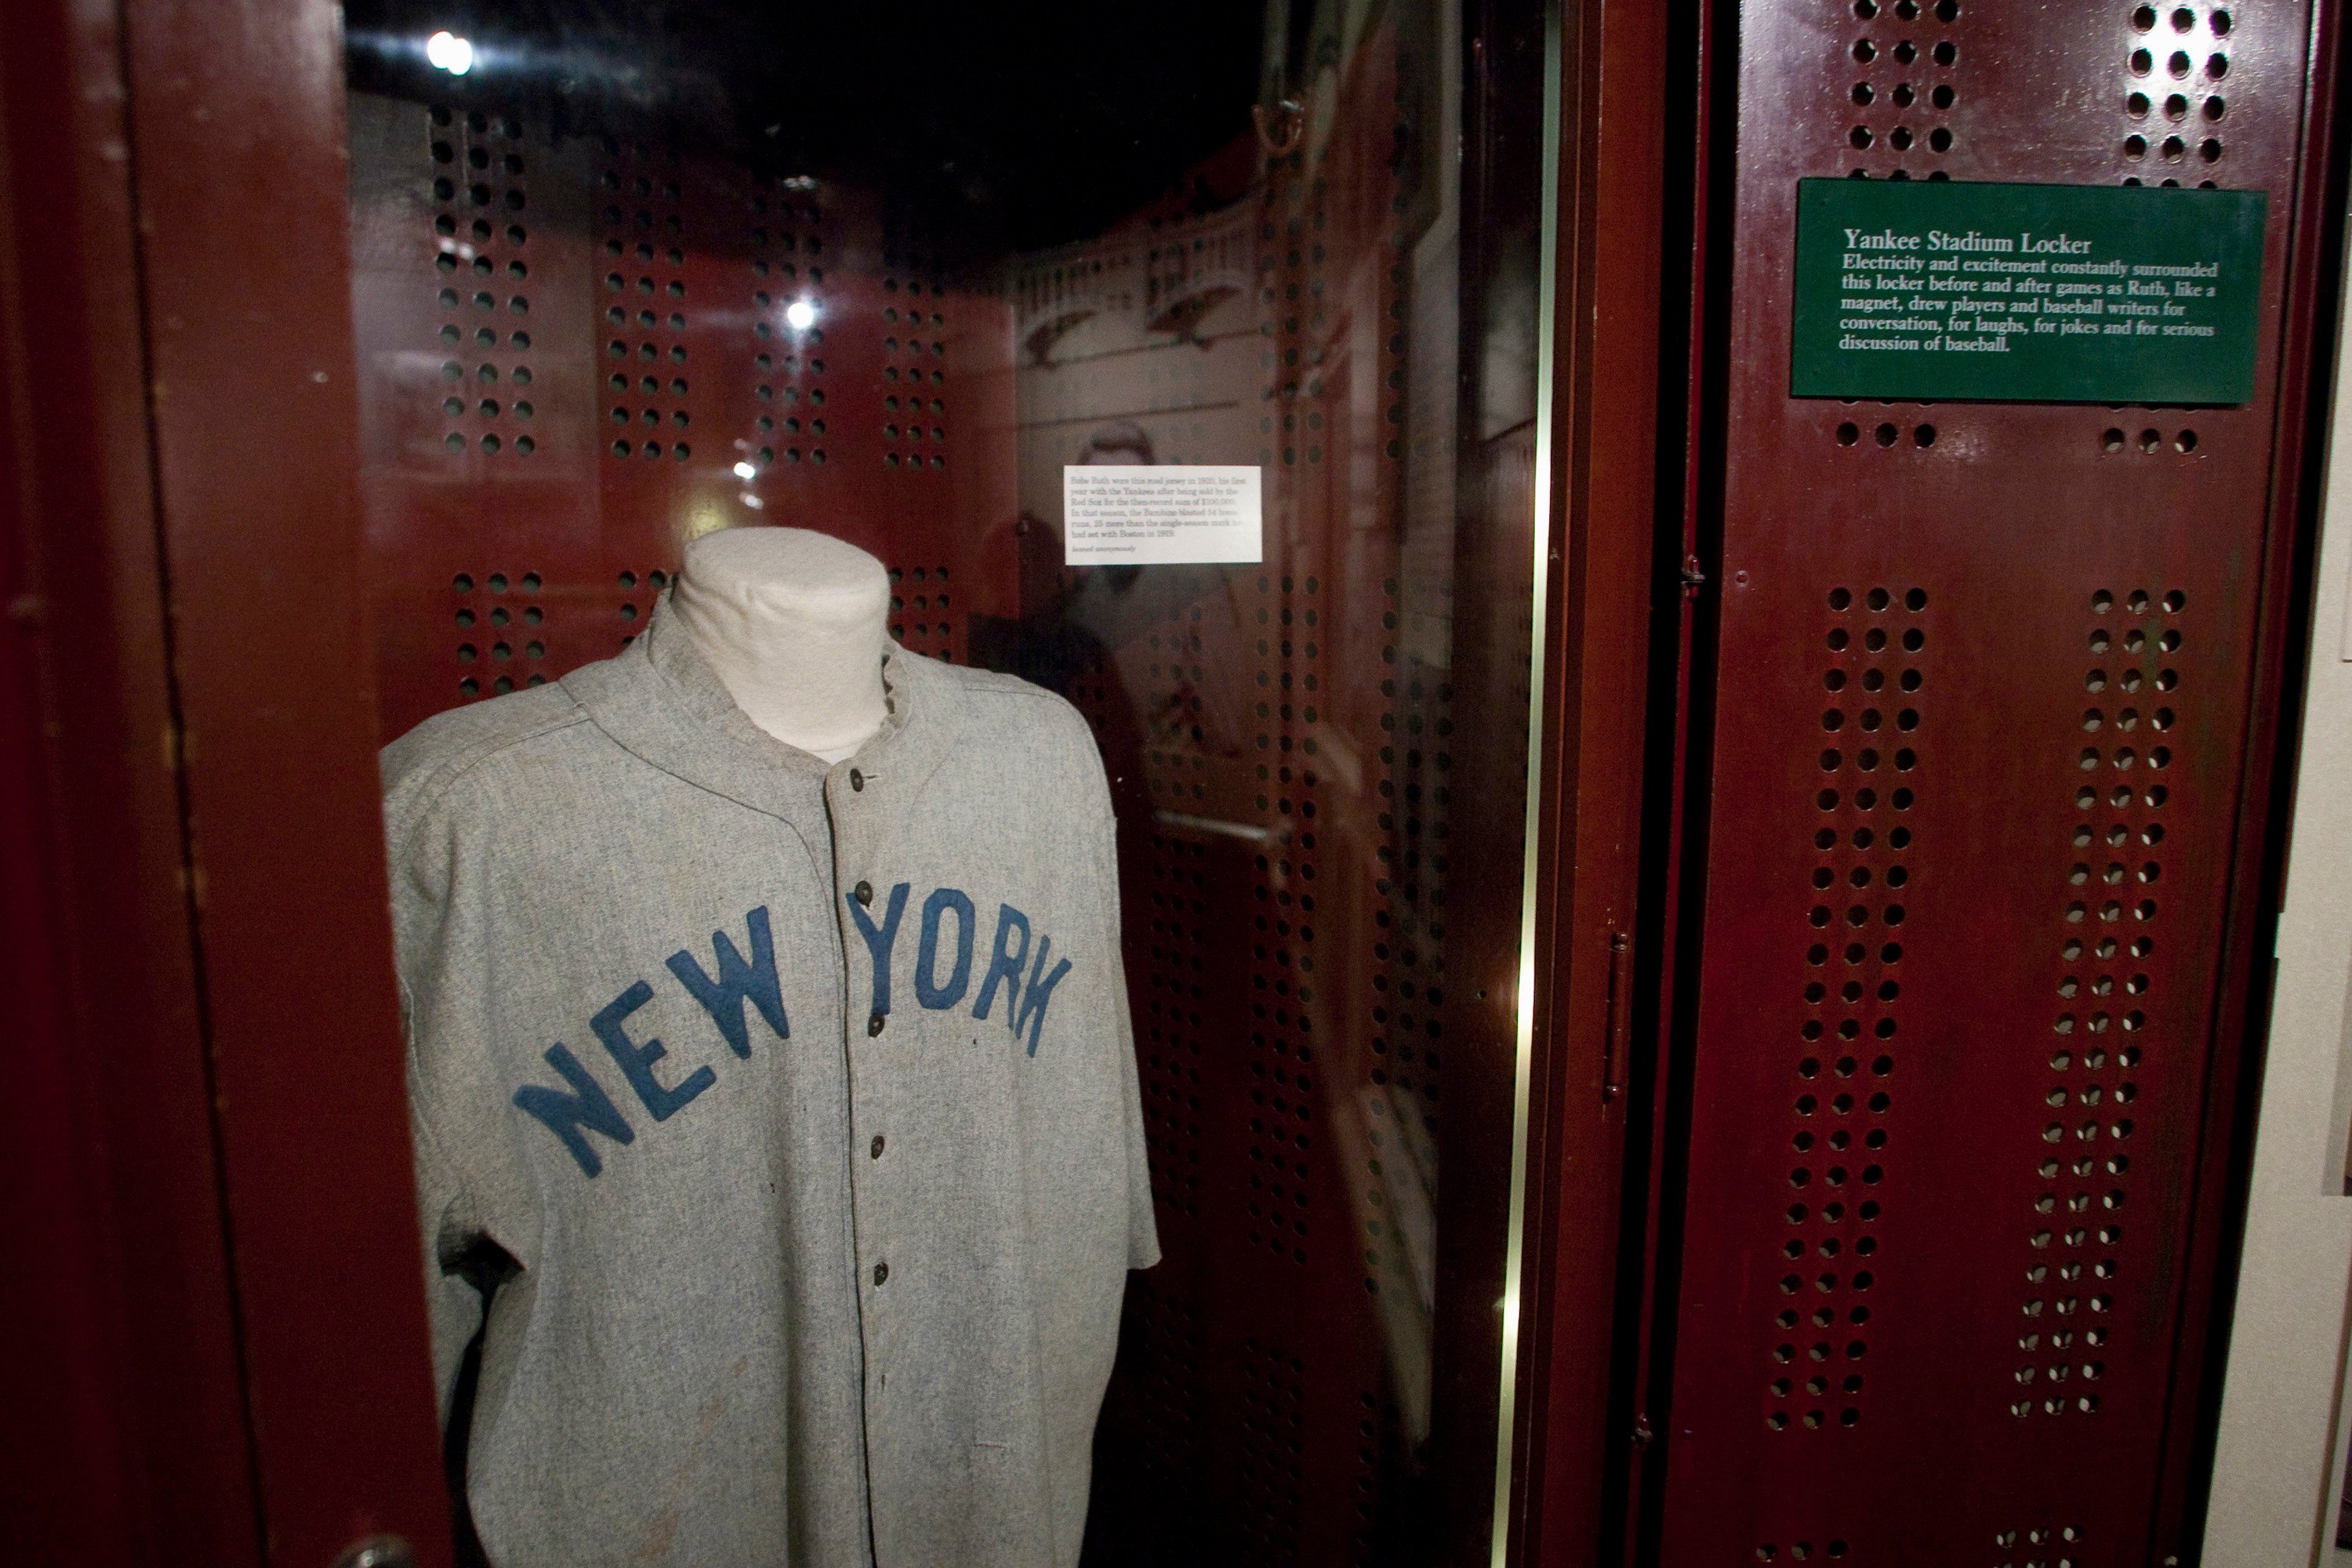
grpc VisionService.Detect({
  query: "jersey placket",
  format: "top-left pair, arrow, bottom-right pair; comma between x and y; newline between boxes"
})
826,748 -> 910,1521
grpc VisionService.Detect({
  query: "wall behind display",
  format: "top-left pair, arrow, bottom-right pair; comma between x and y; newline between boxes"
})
2204,249 -> 2352,1567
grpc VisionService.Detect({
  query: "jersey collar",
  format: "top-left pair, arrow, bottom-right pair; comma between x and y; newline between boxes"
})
561,593 -> 966,831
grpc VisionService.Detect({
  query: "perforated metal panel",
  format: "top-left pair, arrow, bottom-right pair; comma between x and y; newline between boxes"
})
345,2 -> 1529,1559
1657,2 -> 2320,1563
350,99 -> 999,737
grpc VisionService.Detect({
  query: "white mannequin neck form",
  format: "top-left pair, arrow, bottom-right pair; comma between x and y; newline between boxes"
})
670,527 -> 892,764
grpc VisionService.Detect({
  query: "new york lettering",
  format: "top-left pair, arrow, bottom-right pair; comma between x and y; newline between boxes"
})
512,891 -> 1073,1178
512,905 -> 788,1178
848,884 -> 1073,1056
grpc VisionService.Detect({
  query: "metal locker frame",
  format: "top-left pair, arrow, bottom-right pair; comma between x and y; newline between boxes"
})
1629,2 -> 2349,1564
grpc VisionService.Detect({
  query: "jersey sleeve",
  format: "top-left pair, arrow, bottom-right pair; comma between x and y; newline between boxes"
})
383,745 -> 547,1416
405,1018 -> 491,1419
1073,712 -> 1161,1272
1113,963 -> 1161,1271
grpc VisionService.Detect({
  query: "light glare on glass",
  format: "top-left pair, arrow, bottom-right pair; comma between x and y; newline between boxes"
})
425,30 -> 474,74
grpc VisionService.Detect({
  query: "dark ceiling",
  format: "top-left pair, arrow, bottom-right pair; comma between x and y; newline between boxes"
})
345,1 -> 1272,251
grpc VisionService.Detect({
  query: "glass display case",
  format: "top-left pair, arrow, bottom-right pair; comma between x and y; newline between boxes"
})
339,1 -> 1550,1559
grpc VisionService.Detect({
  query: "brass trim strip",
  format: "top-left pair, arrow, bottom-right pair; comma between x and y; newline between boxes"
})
1490,0 -> 1566,1561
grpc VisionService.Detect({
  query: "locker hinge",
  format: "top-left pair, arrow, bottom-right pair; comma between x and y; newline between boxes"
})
1679,554 -> 1707,597
1602,927 -> 1631,1103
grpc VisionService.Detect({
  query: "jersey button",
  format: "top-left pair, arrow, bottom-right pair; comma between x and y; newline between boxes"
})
873,1261 -> 889,1286
870,1134 -> 886,1159
867,1011 -> 886,1036
849,768 -> 866,792
854,880 -> 874,906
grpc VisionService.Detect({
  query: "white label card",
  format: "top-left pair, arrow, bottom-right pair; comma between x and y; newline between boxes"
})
1062,465 -> 1263,566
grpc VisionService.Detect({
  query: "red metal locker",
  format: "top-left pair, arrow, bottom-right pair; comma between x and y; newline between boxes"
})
1650,2 -> 2341,1563
0,0 -> 1659,1555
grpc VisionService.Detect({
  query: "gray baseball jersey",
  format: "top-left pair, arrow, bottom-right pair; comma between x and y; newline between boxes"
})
381,601 -> 1158,1567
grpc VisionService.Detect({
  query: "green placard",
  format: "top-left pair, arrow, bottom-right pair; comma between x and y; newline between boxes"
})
1791,178 -> 2267,404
